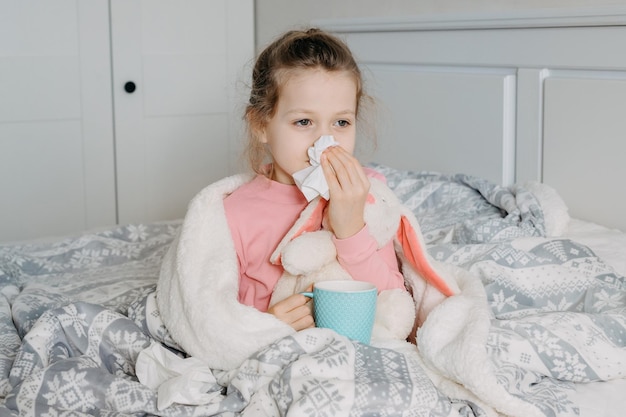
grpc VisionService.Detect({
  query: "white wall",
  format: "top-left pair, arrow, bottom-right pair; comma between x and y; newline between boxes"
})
255,0 -> 626,47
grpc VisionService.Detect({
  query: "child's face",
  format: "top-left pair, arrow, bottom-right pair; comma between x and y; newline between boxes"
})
260,69 -> 357,184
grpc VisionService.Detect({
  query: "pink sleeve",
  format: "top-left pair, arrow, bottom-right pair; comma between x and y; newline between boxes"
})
332,225 -> 405,292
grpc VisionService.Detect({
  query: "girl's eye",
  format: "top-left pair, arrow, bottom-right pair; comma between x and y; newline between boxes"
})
335,119 -> 351,127
295,119 -> 311,127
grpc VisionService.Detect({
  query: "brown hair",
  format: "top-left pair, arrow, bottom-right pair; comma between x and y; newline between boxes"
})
244,28 -> 370,175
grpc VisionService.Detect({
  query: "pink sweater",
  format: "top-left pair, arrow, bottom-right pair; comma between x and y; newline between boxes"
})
223,170 -> 405,311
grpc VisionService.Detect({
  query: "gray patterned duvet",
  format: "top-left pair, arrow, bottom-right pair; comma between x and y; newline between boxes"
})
1,164 -> 624,416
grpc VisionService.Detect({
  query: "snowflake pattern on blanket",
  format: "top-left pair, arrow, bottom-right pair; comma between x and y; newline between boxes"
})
2,299 -> 473,416
0,220 -> 478,416
374,163 -> 626,417
1,165 -> 625,417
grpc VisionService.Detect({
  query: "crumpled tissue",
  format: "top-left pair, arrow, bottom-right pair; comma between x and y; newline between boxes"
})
136,342 -> 222,410
292,135 -> 339,201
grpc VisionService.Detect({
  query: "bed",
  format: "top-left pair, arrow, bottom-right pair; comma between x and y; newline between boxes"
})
2,8 -> 626,417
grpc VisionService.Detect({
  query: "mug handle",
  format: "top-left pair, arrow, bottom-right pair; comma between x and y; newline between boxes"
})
300,292 -> 314,298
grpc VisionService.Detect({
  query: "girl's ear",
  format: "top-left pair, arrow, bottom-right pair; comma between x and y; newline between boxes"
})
257,127 -> 268,144
246,109 -> 268,144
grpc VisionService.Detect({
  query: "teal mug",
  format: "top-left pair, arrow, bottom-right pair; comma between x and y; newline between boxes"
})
302,280 -> 377,344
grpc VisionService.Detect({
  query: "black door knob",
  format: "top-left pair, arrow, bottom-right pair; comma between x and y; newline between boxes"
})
124,81 -> 136,93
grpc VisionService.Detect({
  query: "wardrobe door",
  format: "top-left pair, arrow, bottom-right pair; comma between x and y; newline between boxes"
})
110,0 -> 254,224
0,1 -> 115,242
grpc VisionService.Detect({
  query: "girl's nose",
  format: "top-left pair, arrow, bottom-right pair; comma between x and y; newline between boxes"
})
314,132 -> 330,142
309,134 -> 323,147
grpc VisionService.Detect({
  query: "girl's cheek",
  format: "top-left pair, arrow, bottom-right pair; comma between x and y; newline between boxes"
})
334,135 -> 355,152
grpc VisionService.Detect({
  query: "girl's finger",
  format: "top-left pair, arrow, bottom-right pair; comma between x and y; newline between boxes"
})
269,293 -> 308,316
321,153 -> 341,191
293,315 -> 315,330
325,147 -> 368,190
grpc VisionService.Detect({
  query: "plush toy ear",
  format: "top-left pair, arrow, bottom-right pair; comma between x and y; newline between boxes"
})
292,198 -> 327,240
270,198 -> 327,266
397,214 -> 457,297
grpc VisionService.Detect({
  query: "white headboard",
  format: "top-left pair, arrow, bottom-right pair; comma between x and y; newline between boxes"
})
317,8 -> 626,232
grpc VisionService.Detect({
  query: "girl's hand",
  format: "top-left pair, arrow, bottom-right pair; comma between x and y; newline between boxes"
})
267,288 -> 314,331
321,146 -> 369,239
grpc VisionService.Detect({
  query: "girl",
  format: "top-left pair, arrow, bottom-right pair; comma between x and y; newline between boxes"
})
223,28 -> 406,331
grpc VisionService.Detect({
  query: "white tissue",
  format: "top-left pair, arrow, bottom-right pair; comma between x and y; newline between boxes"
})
292,135 -> 339,201
136,343 -> 222,410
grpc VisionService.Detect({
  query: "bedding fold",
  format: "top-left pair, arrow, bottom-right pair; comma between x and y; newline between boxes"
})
372,164 -> 626,417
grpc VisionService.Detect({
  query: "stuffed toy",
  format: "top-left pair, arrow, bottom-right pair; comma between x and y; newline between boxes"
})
269,177 -> 460,341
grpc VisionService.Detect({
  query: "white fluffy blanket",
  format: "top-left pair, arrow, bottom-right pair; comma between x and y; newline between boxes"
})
157,174 -> 294,370
156,173 -> 459,371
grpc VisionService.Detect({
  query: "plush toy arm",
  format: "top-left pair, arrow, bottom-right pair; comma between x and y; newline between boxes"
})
281,230 -> 337,275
